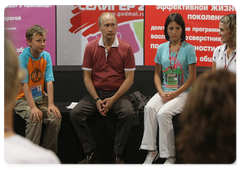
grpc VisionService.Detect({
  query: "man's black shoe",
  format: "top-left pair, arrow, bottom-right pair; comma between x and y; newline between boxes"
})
115,155 -> 125,164
78,151 -> 100,164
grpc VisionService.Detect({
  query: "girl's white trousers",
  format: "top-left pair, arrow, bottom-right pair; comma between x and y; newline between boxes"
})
140,92 -> 188,158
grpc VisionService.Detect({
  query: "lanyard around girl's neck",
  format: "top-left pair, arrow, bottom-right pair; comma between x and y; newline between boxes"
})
224,51 -> 236,70
169,42 -> 182,71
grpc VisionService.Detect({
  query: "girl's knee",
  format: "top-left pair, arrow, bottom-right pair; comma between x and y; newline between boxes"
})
157,109 -> 172,121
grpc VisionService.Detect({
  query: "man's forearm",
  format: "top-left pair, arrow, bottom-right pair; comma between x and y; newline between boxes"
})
111,71 -> 134,103
83,70 -> 99,100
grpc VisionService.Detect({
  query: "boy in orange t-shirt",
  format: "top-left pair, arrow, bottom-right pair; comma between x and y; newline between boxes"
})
14,25 -> 61,153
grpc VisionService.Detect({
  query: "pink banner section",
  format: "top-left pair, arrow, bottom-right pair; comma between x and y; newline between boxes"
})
4,5 -> 56,65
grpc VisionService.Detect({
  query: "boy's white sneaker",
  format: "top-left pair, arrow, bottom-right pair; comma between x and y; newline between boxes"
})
143,150 -> 159,164
164,157 -> 176,164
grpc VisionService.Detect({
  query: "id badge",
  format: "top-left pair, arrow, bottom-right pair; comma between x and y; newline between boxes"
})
167,73 -> 178,89
31,85 -> 42,101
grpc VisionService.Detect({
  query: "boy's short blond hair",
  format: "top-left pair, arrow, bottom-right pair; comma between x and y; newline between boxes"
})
25,24 -> 47,41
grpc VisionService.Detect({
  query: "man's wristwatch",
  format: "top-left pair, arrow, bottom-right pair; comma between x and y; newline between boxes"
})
94,97 -> 100,103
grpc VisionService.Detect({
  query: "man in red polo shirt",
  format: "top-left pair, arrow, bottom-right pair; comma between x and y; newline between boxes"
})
70,12 -> 136,164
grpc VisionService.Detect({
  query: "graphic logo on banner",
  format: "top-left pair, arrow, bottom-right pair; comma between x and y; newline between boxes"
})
144,5 -> 236,67
69,5 -> 144,54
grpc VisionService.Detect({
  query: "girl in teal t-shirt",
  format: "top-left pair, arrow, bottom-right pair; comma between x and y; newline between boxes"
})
140,13 -> 197,164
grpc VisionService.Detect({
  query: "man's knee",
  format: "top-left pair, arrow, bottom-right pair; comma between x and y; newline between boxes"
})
69,109 -> 78,122
69,109 -> 86,124
119,106 -> 135,120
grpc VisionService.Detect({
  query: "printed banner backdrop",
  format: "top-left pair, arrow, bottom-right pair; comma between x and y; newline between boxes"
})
144,5 -> 236,67
4,5 -> 237,67
57,5 -> 144,65
4,5 -> 56,65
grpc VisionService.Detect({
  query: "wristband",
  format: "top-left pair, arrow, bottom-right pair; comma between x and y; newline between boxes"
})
94,97 -> 100,103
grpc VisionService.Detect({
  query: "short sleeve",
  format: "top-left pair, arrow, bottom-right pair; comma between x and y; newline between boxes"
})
186,44 -> 197,65
154,44 -> 163,65
43,52 -> 54,82
124,45 -> 135,70
212,46 -> 221,63
18,53 -> 29,83
82,43 -> 93,70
